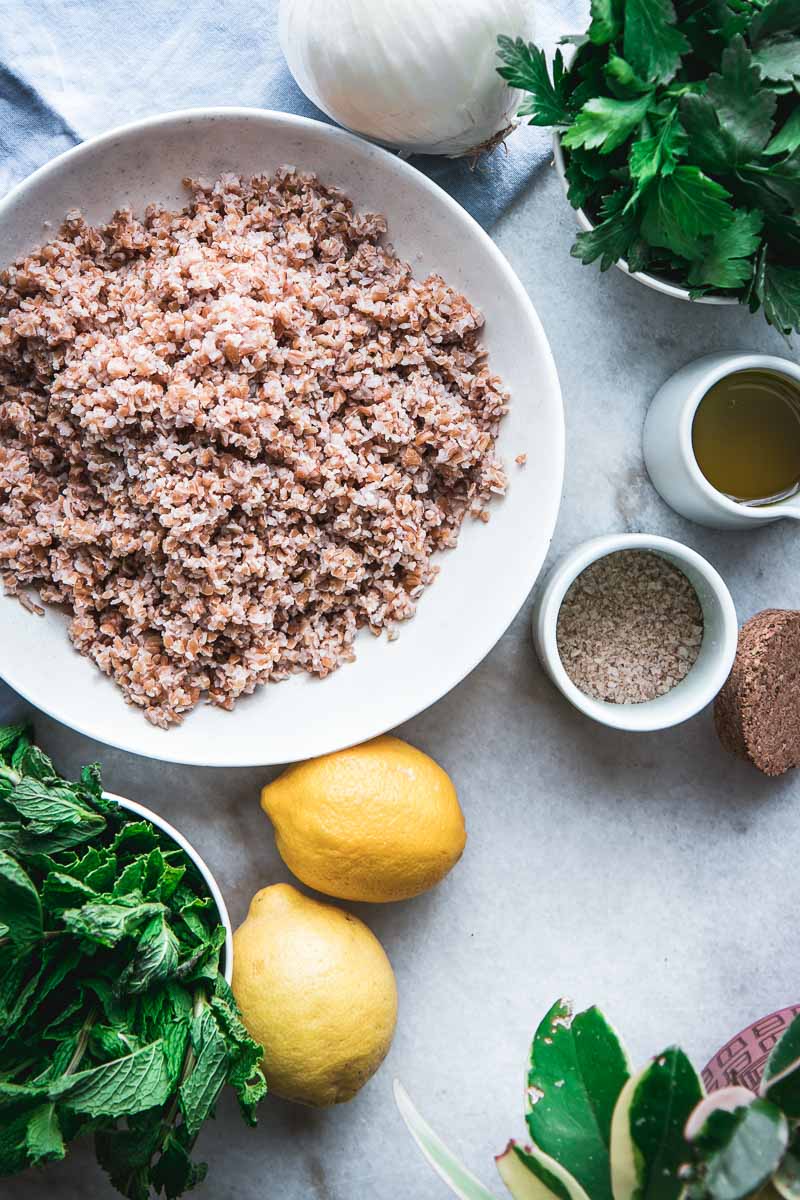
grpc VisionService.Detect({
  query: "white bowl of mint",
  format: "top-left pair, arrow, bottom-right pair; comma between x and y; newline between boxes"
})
496,0 -> 800,333
0,723 -> 266,1197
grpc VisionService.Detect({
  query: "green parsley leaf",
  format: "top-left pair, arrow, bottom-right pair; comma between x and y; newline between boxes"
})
750,0 -> 800,44
766,108 -> 800,154
562,91 -> 653,154
571,189 -> 641,270
743,148 -> 800,208
749,250 -> 800,333
623,0 -> 690,86
588,0 -> 622,44
679,93 -> 738,172
688,208 -> 764,289
753,37 -> 800,83
706,35 -> 777,159
641,165 -> 735,259
605,55 -> 651,96
629,111 -> 687,200
496,39 -> 572,126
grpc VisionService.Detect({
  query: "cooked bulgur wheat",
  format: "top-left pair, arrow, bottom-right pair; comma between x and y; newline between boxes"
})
0,171 -> 508,727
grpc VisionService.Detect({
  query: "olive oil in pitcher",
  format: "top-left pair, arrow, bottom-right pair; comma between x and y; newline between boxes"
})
691,369 -> 800,505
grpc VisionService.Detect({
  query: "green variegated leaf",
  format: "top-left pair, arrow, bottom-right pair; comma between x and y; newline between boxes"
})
687,1093 -> 788,1200
611,1047 -> 702,1200
762,1014 -> 800,1116
526,1000 -> 631,1200
394,1080 -> 502,1200
497,1141 -> 590,1200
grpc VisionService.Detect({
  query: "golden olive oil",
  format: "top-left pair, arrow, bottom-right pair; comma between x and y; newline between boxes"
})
691,369 -> 800,505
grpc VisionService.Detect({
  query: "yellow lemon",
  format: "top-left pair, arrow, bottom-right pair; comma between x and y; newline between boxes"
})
232,883 -> 397,1106
260,735 -> 466,903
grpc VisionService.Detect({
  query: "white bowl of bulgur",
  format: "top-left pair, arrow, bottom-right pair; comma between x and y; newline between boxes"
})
0,108 -> 563,766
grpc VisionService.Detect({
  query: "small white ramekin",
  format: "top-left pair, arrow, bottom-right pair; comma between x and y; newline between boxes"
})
531,533 -> 738,732
644,352 -> 800,529
552,135 -> 738,306
107,791 -> 233,983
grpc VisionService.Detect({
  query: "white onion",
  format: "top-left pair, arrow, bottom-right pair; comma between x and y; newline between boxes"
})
279,0 -> 535,158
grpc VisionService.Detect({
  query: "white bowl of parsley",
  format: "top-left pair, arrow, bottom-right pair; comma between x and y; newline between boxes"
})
497,0 -> 800,332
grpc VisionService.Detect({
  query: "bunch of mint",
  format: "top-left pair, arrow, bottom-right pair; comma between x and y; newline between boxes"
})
0,723 -> 266,1199
498,0 -> 800,333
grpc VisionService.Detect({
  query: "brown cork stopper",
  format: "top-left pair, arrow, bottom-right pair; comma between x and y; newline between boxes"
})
714,609 -> 800,777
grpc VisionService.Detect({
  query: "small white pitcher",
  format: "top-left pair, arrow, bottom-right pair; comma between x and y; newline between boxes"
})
643,352 -> 800,530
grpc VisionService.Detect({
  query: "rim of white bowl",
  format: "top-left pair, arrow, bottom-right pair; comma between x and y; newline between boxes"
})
533,532 -> 738,732
107,790 -> 233,982
551,135 -> 739,306
0,105 -> 564,768
676,353 -> 800,522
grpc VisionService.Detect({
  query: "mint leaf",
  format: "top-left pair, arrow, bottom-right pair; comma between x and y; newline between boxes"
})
179,1007 -> 229,1138
95,1113 -> 163,1199
15,745 -> 57,783
151,1129 -> 208,1199
641,165 -> 734,259
211,976 -> 267,1125
120,913 -> 179,995
706,35 -> 777,159
0,851 -> 42,952
25,1102 -> 66,1165
0,724 -> 30,759
766,109 -> 800,154
53,1040 -> 172,1118
562,91 -> 652,154
42,871 -> 97,915
89,1024 -> 142,1063
497,39 -> 572,126
623,0 -> 689,86
61,898 -> 165,948
688,209 -> 764,290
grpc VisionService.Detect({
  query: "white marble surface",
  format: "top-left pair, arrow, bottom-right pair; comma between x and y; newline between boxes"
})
3,161 -> 799,1200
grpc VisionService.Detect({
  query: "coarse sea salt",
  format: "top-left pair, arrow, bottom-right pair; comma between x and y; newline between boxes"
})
555,550 -> 704,705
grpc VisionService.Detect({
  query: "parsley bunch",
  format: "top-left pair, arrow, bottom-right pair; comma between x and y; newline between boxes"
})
498,0 -> 800,334
0,724 -> 267,1199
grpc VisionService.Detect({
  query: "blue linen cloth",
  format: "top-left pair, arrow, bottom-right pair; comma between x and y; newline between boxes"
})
0,0 -> 581,724
0,0 -> 582,224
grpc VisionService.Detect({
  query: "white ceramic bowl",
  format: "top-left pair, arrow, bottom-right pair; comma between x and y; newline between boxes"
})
109,790 -> 233,982
531,533 -> 738,731
551,135 -> 738,307
0,107 -> 564,766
